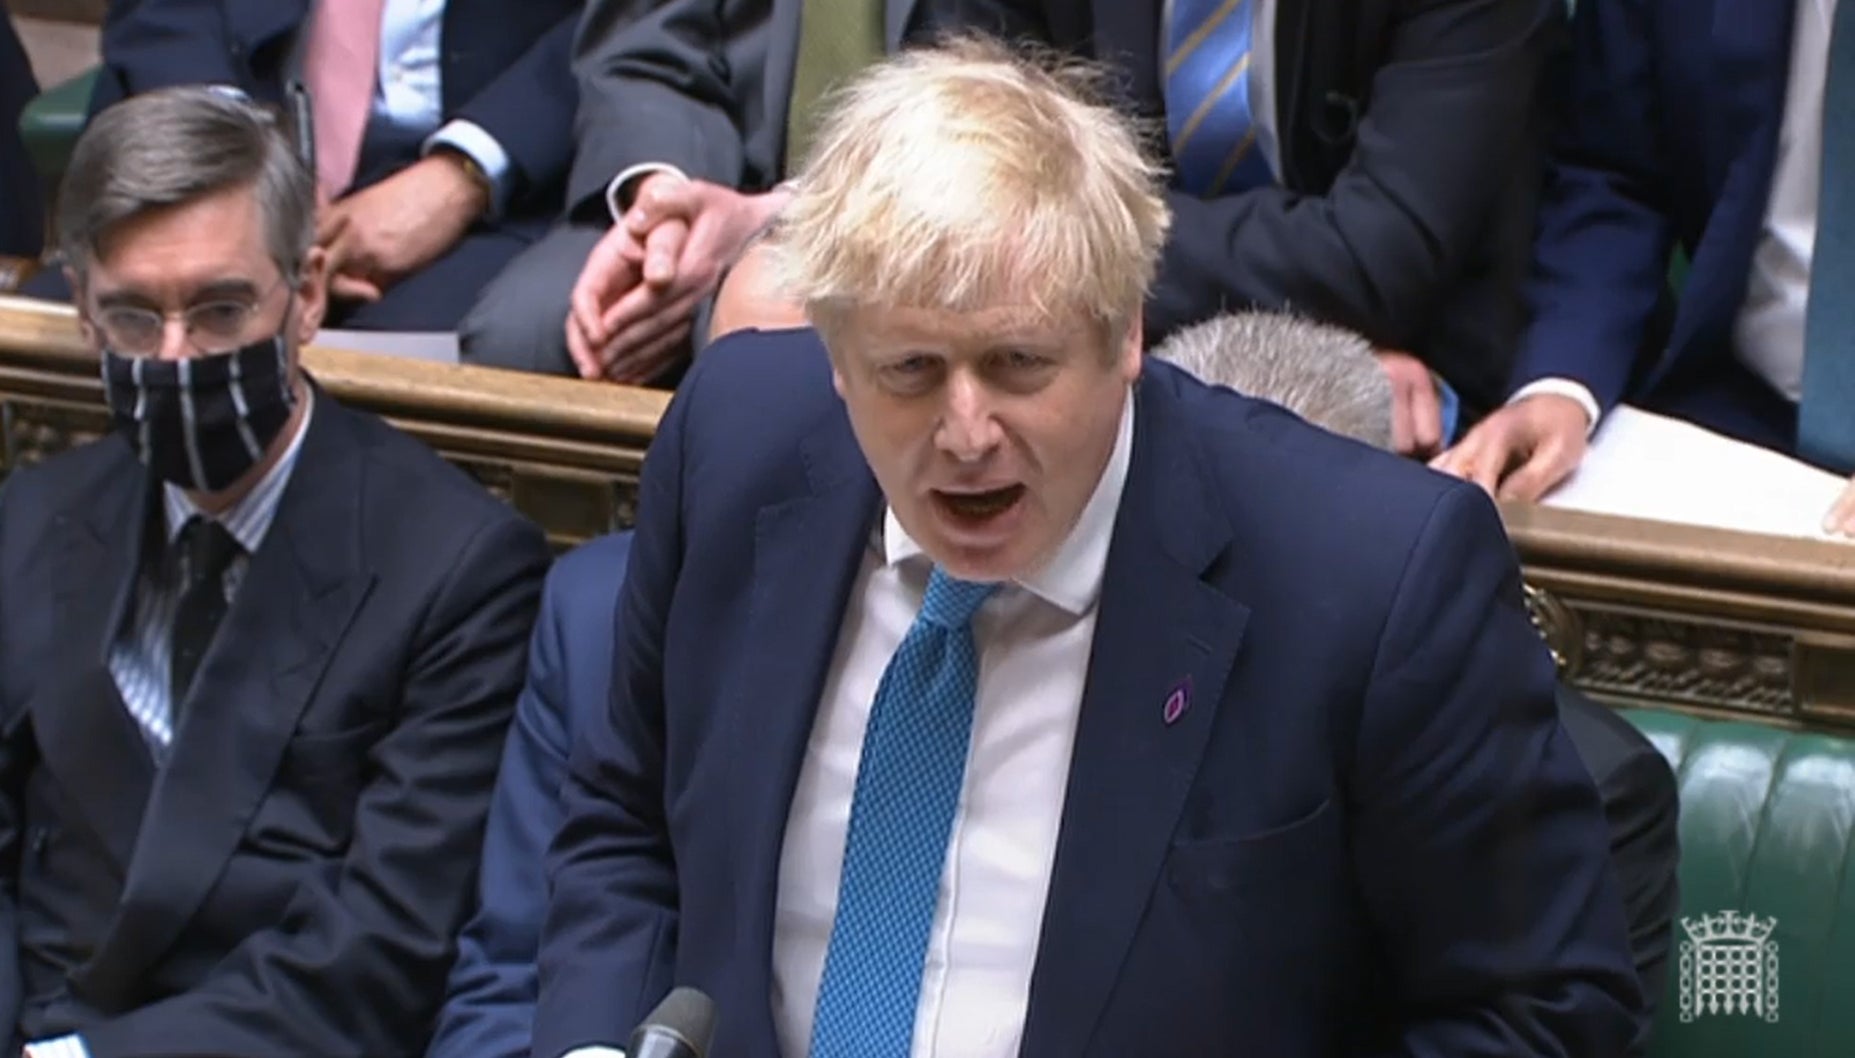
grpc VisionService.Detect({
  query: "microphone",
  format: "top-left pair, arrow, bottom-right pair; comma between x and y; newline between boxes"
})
626,986 -> 717,1058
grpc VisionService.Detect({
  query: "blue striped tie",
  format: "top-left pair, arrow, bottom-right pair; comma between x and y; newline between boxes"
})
1800,0 -> 1855,472
808,567 -> 998,1057
1164,0 -> 1273,195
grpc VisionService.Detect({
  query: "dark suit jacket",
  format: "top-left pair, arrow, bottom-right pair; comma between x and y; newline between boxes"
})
1557,686 -> 1679,1056
429,532 -> 633,1058
532,328 -> 1639,1056
89,0 -> 580,221
1512,0 -> 1798,447
949,0 -> 1561,416
567,0 -> 1005,220
0,394 -> 549,1056
0,14 -> 42,259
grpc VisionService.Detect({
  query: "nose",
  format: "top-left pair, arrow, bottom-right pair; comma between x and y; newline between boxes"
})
937,369 -> 1003,462
154,315 -> 192,362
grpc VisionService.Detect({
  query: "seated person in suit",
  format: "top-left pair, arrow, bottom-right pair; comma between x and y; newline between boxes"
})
721,0 -> 1563,456
426,531 -> 633,1058
0,87 -> 549,1057
1156,310 -> 1680,1055
21,0 -> 580,334
1436,0 -> 1855,535
458,0 -> 1025,382
531,39 -> 1639,1057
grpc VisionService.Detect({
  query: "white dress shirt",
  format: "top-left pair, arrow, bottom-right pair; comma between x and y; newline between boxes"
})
1514,0 -> 1832,427
769,390 -> 1135,1058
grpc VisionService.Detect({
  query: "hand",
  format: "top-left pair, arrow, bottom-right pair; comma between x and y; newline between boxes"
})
1375,349 -> 1446,458
1822,476 -> 1855,537
317,153 -> 488,303
572,174 -> 792,381
1430,393 -> 1592,501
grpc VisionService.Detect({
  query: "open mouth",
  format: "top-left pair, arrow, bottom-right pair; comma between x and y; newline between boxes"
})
934,485 -> 1026,523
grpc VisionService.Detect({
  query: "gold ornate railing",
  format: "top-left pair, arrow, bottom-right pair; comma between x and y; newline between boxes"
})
9,294 -> 1855,733
0,295 -> 669,549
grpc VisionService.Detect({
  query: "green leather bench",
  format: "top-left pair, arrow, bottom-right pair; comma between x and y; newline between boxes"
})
1623,707 -> 1855,1057
18,66 -> 96,205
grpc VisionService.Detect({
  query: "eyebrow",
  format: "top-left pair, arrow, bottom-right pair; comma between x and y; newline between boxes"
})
95,279 -> 263,309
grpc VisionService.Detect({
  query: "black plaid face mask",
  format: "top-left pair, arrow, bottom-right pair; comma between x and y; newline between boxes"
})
100,335 -> 299,492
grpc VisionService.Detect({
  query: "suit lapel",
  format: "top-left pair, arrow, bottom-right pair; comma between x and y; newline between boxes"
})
1663,0 -> 1797,375
1018,374 -> 1250,1058
78,401 -> 375,996
32,450 -> 158,877
726,409 -> 880,1052
1093,0 -> 1162,120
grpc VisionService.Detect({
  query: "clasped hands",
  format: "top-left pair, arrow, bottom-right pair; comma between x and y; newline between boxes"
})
566,174 -> 792,383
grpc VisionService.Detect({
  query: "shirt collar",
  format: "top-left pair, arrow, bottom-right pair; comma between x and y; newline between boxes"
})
163,386 -> 316,553
883,387 -> 1135,617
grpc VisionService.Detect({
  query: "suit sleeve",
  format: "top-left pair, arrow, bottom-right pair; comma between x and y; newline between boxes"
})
447,13 -> 580,215
76,515 -> 550,1058
1351,485 -> 1640,1057
1508,0 -> 1674,410
425,562 -> 582,1058
1594,734 -> 1680,1056
90,0 -> 241,116
0,483 -> 25,1038
1152,0 -> 1558,354
563,0 -> 755,220
531,361 -> 705,1056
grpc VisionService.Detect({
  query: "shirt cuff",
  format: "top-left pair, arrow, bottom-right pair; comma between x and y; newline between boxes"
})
1510,377 -> 1601,437
606,163 -> 691,224
559,1048 -> 628,1058
25,1035 -> 91,1058
424,119 -> 515,220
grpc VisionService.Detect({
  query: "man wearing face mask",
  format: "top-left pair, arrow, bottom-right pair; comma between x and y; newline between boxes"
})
0,86 -> 549,1058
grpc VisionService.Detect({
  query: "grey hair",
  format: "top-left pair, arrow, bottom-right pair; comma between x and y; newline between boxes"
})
1154,311 -> 1394,449
57,86 -> 315,282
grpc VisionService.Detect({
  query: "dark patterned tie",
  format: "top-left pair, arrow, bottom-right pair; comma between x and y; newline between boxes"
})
170,516 -> 241,714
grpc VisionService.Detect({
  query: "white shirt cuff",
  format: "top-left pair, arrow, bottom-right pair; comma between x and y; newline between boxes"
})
1510,377 -> 1602,437
25,1034 -> 91,1058
559,1048 -> 628,1058
424,119 -> 515,219
606,163 -> 691,223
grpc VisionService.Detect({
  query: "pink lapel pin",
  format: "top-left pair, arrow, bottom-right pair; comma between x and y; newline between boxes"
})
1163,679 -> 1191,725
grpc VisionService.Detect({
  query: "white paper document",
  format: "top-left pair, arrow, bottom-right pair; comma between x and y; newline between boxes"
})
1541,405 -> 1850,542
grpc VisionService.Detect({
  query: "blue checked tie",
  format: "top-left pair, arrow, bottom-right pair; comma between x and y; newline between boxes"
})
1800,0 -> 1855,472
808,567 -> 998,1058
1164,0 -> 1273,195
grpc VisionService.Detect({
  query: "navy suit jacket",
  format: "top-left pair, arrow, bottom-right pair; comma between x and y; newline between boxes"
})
428,532 -> 634,1058
89,0 -> 579,220
1514,0 -> 1797,445
532,327 -> 1640,1056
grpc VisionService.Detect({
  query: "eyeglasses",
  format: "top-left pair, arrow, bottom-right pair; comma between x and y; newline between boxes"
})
91,274 -> 290,356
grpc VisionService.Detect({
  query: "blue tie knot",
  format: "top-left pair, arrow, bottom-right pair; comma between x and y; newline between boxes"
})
920,567 -> 997,629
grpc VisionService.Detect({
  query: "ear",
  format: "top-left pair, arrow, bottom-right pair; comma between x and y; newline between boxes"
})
293,245 -> 330,345
1119,315 -> 1144,383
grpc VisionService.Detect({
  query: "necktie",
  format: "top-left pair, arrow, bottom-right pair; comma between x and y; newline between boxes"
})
784,0 -> 885,174
170,516 -> 242,714
1163,0 -> 1273,196
302,0 -> 387,198
1800,0 -> 1855,472
809,567 -> 998,1058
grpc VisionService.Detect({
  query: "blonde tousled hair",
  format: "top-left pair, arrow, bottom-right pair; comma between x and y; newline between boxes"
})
768,35 -> 1172,338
